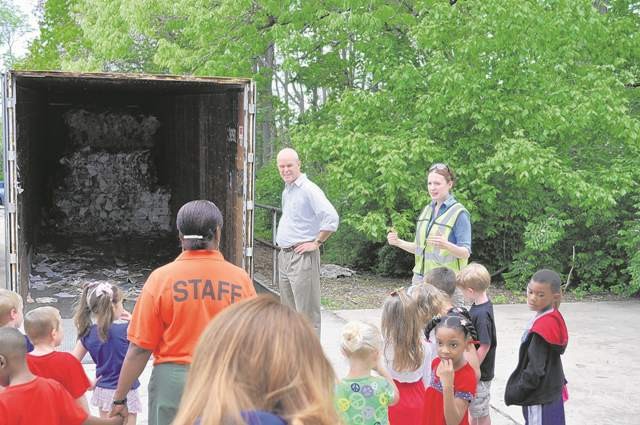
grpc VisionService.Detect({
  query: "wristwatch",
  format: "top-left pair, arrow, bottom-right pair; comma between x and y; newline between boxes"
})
112,398 -> 127,405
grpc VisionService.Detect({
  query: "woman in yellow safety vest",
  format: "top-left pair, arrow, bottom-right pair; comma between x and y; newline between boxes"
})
387,163 -> 471,285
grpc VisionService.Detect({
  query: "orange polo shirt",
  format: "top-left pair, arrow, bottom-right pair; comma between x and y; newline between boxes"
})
127,250 -> 256,365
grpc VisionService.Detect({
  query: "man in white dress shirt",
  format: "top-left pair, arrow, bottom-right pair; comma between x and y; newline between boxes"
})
275,148 -> 339,335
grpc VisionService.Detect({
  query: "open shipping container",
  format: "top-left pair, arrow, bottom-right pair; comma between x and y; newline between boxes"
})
2,71 -> 256,298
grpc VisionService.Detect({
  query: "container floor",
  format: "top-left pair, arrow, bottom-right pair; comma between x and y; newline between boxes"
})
26,234 -> 179,316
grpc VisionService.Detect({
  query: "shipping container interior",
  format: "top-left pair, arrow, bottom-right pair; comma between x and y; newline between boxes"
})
11,72 -> 250,297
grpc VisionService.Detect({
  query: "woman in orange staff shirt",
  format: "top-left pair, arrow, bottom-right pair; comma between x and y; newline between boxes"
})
109,200 -> 256,425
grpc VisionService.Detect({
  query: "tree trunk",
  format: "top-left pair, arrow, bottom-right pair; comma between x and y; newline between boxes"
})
258,42 -> 276,167
283,71 -> 292,129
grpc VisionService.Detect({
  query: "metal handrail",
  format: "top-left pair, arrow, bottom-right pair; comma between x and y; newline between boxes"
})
255,203 -> 281,213
255,203 -> 281,288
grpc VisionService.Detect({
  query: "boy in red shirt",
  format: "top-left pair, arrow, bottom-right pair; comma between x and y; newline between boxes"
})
0,327 -> 123,425
24,306 -> 92,412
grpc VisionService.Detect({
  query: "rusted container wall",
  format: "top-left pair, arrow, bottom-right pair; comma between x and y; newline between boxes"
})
14,85 -> 48,300
158,92 -> 244,265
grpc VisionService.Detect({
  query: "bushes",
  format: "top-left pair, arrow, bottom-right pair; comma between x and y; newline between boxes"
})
616,199 -> 640,296
286,0 -> 640,293
252,0 -> 640,293
373,244 -> 414,277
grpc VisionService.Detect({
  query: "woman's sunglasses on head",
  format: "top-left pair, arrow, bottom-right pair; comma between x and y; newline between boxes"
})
429,163 -> 450,172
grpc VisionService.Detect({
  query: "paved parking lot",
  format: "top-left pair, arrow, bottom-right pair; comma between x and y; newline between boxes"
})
4,210 -> 638,424
72,301 -> 640,424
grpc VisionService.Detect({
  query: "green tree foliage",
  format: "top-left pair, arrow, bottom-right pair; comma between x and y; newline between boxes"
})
17,0 -> 87,70
20,0 -> 640,293
1,0 -> 31,179
18,0 -> 159,71
293,0 -> 640,292
0,0 -> 29,68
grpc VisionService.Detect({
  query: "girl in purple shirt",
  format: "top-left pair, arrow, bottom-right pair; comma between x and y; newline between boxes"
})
73,282 -> 141,424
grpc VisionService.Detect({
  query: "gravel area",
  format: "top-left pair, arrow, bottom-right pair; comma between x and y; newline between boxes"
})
253,242 -> 630,309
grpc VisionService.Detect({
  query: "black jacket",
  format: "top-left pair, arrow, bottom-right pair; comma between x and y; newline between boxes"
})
505,309 -> 568,406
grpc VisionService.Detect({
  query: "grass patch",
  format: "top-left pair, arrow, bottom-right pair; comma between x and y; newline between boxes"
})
492,294 -> 509,304
321,297 -> 341,310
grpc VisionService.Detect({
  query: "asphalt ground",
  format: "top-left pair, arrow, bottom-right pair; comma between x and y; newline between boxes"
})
55,301 -> 637,425
329,302 -> 640,425
3,210 -> 638,424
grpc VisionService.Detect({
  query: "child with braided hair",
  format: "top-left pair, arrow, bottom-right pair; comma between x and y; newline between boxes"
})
422,312 -> 478,425
417,281 -> 482,384
72,282 -> 141,424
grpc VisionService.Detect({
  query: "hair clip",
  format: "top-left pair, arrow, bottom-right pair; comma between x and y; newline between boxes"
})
87,283 -> 114,307
183,235 -> 204,240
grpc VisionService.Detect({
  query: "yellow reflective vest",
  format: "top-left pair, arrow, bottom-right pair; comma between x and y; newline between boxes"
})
413,201 -> 469,275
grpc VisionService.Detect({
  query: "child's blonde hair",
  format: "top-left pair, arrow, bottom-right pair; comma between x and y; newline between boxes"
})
24,306 -> 61,343
341,321 -> 382,359
0,289 -> 23,327
408,284 -> 449,328
381,289 -> 424,372
457,263 -> 491,291
172,296 -> 339,425
74,282 -> 123,342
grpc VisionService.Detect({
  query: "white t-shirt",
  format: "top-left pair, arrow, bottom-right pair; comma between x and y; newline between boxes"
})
384,337 -> 433,386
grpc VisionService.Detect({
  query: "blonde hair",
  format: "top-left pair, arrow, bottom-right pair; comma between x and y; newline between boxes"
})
173,296 -> 339,425
0,289 -> 23,327
341,321 -> 381,359
457,263 -> 491,291
381,289 -> 423,372
24,306 -> 61,343
408,284 -> 449,328
74,282 -> 123,342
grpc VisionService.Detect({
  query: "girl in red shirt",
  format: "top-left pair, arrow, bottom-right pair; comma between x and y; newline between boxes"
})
422,313 -> 477,425
382,288 -> 432,425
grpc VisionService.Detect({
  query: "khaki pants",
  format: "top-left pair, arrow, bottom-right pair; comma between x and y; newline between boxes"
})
278,249 -> 321,335
148,363 -> 189,425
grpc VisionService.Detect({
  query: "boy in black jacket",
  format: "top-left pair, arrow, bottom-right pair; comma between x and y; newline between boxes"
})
505,269 -> 568,425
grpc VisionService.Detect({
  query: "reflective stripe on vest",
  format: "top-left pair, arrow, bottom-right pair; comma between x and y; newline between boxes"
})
413,202 -> 468,275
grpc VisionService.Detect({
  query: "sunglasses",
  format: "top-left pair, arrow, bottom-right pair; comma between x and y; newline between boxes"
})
429,163 -> 450,172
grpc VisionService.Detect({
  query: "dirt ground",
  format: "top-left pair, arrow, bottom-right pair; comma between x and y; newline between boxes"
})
253,243 -> 630,309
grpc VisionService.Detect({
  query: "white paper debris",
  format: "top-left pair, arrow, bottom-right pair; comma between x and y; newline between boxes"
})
35,297 -> 58,304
